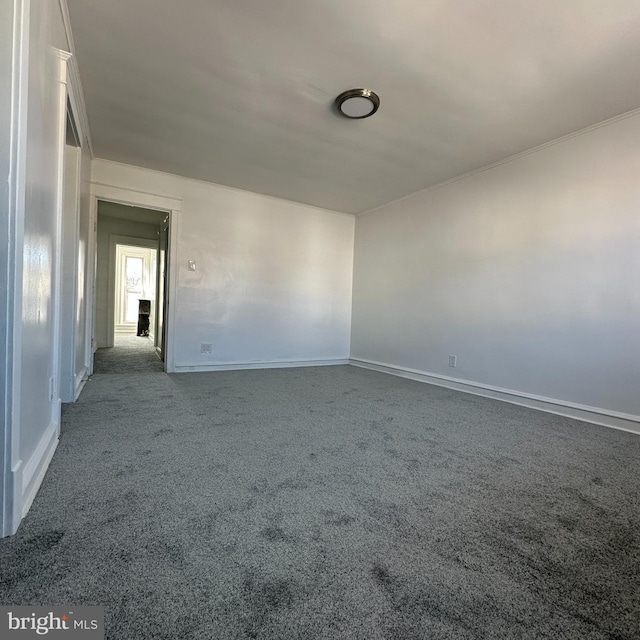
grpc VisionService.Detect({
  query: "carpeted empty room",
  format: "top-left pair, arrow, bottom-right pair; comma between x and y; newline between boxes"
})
1,359 -> 638,639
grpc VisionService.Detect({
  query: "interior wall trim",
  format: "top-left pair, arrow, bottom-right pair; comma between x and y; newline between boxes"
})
20,419 -> 60,518
349,358 -> 640,435
74,366 -> 88,401
58,0 -> 93,156
89,182 -> 181,373
91,181 -> 183,208
52,49 -> 73,406
173,359 -> 350,373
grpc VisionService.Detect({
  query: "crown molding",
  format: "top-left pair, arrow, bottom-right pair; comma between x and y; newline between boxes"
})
58,0 -> 94,158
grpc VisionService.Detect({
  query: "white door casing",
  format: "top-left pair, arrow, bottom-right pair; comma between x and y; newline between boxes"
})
113,242 -> 157,336
89,184 -> 180,372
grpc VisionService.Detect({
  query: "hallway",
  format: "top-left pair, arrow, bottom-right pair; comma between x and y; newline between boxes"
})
93,335 -> 164,374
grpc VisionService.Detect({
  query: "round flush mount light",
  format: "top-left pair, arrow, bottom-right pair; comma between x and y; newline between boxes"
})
335,88 -> 380,119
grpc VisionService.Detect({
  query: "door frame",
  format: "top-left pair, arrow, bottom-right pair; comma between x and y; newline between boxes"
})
89,184 -> 180,373
109,237 -> 159,340
57,117 -> 83,403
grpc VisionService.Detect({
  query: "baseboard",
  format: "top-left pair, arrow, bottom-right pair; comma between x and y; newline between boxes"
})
75,366 -> 88,400
21,420 -> 60,518
349,358 -> 640,435
173,358 -> 349,373
4,460 -> 22,537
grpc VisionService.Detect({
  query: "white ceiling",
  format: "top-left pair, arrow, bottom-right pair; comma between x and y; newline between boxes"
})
67,0 -> 640,214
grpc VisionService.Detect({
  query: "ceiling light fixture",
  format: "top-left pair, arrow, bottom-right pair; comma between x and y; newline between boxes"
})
335,88 -> 380,119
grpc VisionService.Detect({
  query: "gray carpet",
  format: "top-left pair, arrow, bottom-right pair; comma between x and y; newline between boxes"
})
1,365 -> 639,639
93,334 -> 164,373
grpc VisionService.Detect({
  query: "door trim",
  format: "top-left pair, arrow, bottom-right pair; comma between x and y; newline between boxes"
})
89,184 -> 181,373
108,236 -> 159,341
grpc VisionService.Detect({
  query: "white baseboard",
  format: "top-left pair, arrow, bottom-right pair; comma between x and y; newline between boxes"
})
21,420 -> 60,518
173,358 -> 349,373
350,358 -> 640,435
4,460 -> 22,537
75,366 -> 88,400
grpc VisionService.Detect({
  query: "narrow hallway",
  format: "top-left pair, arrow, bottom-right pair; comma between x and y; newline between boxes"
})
93,335 -> 164,374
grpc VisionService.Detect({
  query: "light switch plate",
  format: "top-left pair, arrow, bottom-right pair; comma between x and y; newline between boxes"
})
188,260 -> 196,271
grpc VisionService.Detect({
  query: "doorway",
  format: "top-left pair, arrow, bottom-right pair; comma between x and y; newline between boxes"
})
93,201 -> 171,373
114,243 -> 157,337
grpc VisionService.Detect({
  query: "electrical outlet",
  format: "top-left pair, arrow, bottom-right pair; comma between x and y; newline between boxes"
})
200,343 -> 212,354
448,355 -> 457,368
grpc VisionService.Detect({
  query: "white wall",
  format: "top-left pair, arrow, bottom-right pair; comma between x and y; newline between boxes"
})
0,0 -> 17,537
352,113 -> 640,430
2,0 -> 93,535
19,0 -> 66,491
95,211 -> 162,348
91,160 -> 355,369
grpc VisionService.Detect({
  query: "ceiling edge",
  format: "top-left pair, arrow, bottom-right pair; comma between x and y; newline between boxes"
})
357,105 -> 640,218
92,158 -> 356,218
